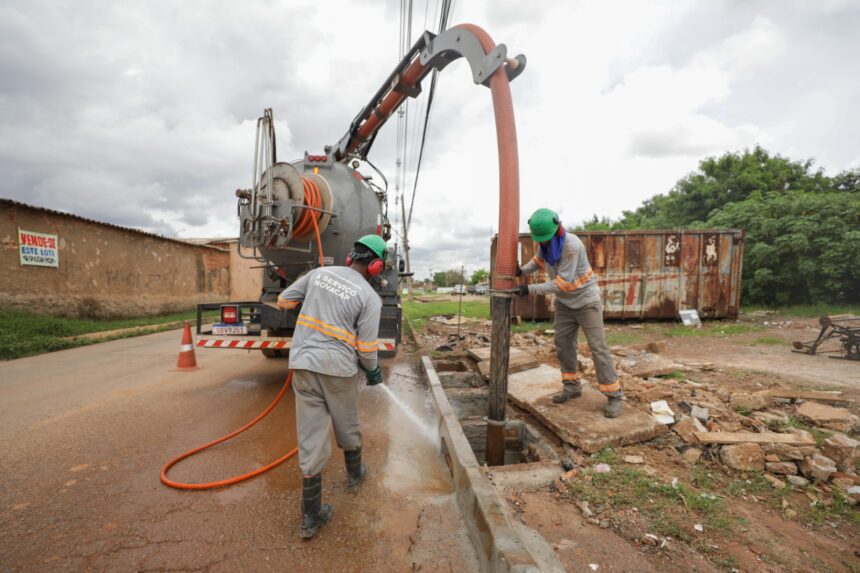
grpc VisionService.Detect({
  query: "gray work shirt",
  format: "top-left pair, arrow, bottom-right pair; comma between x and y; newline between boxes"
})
277,266 -> 382,377
521,232 -> 601,310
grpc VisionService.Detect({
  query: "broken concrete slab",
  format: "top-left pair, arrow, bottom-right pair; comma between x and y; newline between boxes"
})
691,405 -> 710,424
507,364 -> 667,454
799,454 -> 837,482
729,391 -> 772,412
617,352 -> 682,378
467,346 -> 533,362
477,351 -> 539,381
672,416 -> 707,443
821,434 -> 860,470
680,447 -> 703,465
762,443 -> 818,461
795,401 -> 860,433
488,461 -> 562,492
765,461 -> 798,475
721,443 -> 765,471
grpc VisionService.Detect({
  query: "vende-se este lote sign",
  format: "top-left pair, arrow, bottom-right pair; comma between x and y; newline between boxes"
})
18,229 -> 59,268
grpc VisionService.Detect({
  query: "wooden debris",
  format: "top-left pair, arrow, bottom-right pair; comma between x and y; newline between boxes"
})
693,431 -> 816,446
767,389 -> 851,405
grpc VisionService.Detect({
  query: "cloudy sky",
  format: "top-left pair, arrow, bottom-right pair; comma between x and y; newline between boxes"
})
2,0 -> 858,280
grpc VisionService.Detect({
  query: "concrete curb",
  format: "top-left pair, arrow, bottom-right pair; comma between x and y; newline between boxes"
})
420,355 -> 564,573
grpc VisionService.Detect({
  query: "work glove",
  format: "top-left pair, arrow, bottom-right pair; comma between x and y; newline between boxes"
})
514,284 -> 530,297
358,363 -> 384,386
515,265 -> 523,277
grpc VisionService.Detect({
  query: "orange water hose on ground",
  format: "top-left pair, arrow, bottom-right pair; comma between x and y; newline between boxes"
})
161,193 -> 325,490
160,371 -> 298,490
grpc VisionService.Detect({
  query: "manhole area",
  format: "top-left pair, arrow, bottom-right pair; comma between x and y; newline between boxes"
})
438,376 -> 559,466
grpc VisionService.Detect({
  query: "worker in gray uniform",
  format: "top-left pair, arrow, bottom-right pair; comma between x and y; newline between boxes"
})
515,208 -> 623,418
277,234 -> 387,539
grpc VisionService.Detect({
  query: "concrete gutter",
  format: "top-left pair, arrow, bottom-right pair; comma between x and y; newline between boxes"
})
420,355 -> 564,573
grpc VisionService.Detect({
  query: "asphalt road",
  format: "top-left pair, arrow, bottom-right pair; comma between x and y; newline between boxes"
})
0,329 -> 478,572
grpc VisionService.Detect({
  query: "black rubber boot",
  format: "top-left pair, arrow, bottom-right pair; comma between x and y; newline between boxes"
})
552,382 -> 583,404
344,448 -> 367,493
300,473 -> 332,540
604,396 -> 624,418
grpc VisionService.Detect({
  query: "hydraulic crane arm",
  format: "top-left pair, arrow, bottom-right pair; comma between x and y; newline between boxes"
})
332,25 -> 526,162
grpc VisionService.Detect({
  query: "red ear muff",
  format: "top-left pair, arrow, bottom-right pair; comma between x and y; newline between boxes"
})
367,259 -> 384,277
345,255 -> 353,266
556,225 -> 564,237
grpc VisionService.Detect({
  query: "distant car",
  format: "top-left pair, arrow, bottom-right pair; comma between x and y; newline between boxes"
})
467,285 -> 477,294
452,284 -> 467,295
475,284 -> 488,295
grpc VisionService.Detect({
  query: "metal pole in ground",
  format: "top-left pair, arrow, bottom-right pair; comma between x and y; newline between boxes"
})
486,292 -> 512,466
457,265 -> 464,338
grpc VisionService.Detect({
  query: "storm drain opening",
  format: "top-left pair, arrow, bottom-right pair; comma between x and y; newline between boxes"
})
434,359 -> 559,467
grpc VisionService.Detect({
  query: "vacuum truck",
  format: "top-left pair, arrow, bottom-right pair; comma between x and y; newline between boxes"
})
194,25 -> 525,358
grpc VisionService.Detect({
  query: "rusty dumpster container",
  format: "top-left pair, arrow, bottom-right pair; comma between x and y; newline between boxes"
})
491,229 -> 744,321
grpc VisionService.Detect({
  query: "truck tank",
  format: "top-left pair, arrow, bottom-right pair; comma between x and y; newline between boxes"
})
224,110 -> 401,356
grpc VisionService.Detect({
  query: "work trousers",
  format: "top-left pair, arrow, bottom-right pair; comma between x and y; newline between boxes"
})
554,301 -> 622,397
293,369 -> 362,476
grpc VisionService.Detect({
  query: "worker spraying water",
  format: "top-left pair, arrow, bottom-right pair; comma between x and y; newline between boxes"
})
276,235 -> 388,539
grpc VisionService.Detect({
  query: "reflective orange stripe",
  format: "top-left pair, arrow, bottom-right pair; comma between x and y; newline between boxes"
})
298,314 -> 357,341
554,268 -> 594,292
598,381 -> 621,393
531,255 -> 545,270
295,319 -> 357,347
357,340 -> 379,352
561,372 -> 580,381
277,298 -> 300,309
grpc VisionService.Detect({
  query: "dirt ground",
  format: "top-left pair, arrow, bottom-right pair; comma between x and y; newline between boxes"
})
416,310 -> 860,572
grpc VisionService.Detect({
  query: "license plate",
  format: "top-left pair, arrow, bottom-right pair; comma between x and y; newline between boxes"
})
212,323 -> 248,335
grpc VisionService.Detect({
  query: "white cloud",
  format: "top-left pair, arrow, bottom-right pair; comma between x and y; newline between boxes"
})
0,0 -> 857,282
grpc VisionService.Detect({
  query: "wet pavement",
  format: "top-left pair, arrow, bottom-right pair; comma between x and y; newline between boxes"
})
0,330 -> 479,571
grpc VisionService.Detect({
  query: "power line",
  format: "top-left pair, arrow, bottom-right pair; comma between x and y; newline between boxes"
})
406,0 -> 452,229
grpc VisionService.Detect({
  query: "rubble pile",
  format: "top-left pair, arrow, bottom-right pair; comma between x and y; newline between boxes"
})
609,347 -> 860,505
422,315 -> 860,505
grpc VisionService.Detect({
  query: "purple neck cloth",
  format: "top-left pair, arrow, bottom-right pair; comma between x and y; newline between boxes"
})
539,228 -> 566,266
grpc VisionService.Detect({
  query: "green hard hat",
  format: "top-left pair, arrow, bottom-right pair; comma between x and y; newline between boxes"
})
528,208 -> 560,242
355,234 -> 388,259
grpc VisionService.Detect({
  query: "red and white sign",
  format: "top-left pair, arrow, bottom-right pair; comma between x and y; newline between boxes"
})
198,337 -> 291,350
18,229 -> 59,267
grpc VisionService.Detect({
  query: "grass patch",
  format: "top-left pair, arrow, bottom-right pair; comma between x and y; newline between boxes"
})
657,370 -> 686,380
1,308 -> 215,360
743,303 -> 860,319
511,321 -> 553,333
733,405 -> 753,417
402,298 -> 490,322
750,336 -> 786,346
661,323 -> 763,338
605,332 -> 646,346
786,416 -> 834,447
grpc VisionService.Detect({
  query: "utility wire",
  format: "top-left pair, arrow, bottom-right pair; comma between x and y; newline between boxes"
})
406,0 -> 452,229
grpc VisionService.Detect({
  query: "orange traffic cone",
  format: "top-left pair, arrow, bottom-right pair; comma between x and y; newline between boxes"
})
175,321 -> 198,370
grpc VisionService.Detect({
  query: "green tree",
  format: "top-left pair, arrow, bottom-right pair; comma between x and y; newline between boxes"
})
707,190 -> 860,305
618,146 -> 831,229
470,268 -> 489,284
432,269 -> 465,287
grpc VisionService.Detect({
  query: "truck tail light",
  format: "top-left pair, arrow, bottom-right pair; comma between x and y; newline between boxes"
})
221,305 -> 239,324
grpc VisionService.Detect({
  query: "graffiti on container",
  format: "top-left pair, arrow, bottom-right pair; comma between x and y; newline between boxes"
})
599,273 -> 680,312
664,234 -> 680,267
703,234 -> 718,266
